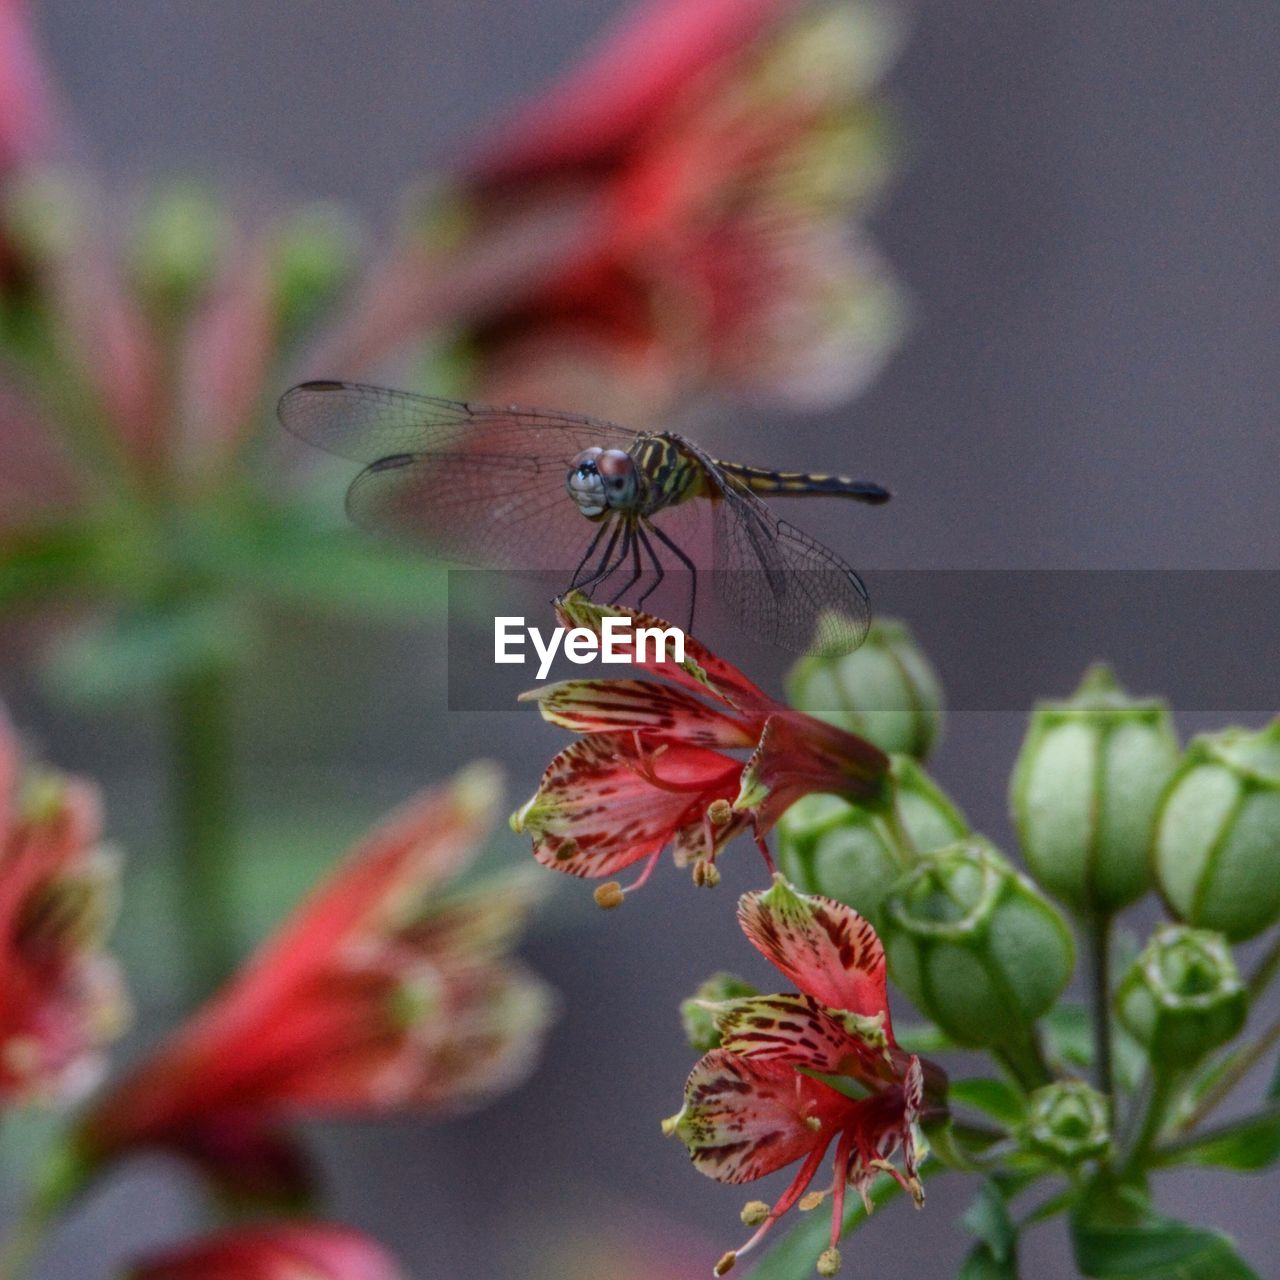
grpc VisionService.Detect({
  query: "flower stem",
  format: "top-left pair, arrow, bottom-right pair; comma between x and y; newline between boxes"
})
170,664 -> 239,999
1085,913 -> 1115,1097
1248,931 -> 1280,1001
1117,1069 -> 1177,1181
994,1029 -> 1054,1092
1174,1016 -> 1280,1134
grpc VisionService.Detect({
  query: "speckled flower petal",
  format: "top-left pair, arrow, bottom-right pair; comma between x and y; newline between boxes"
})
513,734 -> 740,878
738,876 -> 889,1024
667,1048 -> 850,1185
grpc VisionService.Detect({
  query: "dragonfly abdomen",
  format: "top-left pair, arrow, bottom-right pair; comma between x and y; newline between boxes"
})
717,463 -> 891,504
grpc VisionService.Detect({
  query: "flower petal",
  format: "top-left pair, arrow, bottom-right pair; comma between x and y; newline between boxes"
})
667,1048 -> 849,1184
738,876 -> 889,1023
513,734 -> 739,878
555,593 -> 776,723
520,678 -> 753,748
713,993 -> 887,1078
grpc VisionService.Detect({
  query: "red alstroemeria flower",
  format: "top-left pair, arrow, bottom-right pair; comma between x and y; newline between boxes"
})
0,0 -> 53,174
0,704 -> 128,1105
77,765 -> 554,1203
463,0 -> 903,416
665,876 -> 940,1277
127,1223 -> 406,1280
319,0 -> 903,421
511,594 -> 887,905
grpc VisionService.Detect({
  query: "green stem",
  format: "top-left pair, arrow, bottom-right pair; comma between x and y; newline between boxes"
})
1248,931 -> 1280,1001
170,664 -> 239,999
882,797 -> 917,865
1085,913 -> 1115,1098
995,1028 -> 1054,1092
1117,1070 -> 1177,1181
1175,1016 -> 1280,1134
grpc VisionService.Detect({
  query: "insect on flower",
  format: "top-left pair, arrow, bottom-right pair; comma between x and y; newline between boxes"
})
278,381 -> 890,656
665,876 -> 941,1277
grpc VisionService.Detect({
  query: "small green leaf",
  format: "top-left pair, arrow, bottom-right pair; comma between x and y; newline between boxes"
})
1154,1103 -> 1280,1172
896,1021 -> 959,1053
959,1243 -> 1018,1280
42,600 -> 253,704
1072,1189 -> 1261,1279
950,1079 -> 1027,1128
961,1179 -> 1017,1263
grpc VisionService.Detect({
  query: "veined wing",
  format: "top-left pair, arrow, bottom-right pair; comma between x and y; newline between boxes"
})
278,380 -> 638,463
698,452 -> 871,656
278,380 -> 640,570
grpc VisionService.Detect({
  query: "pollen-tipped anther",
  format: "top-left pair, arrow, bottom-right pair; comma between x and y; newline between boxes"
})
816,1246 -> 842,1277
593,882 -> 625,910
714,1250 -> 737,1276
740,1201 -> 769,1227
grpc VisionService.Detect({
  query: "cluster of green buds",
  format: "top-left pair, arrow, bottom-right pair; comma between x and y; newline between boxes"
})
1010,665 -> 1178,917
787,617 -> 944,759
1153,720 -> 1280,941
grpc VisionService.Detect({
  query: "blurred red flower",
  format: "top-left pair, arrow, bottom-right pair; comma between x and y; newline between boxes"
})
665,876 -> 936,1277
78,765 -> 554,1203
512,594 -> 887,904
127,1223 -> 406,1280
0,705 -> 127,1105
319,0 -> 904,420
0,0 -> 52,173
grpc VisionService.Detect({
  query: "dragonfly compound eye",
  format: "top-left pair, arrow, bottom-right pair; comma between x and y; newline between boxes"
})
596,449 -> 639,508
567,448 -> 608,517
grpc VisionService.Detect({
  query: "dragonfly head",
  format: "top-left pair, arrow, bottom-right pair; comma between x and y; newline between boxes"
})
567,448 -> 638,517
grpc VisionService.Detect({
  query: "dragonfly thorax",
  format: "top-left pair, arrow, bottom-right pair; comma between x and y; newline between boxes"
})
566,447 -> 639,518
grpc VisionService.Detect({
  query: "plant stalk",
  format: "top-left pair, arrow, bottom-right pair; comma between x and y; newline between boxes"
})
170,664 -> 239,999
1086,912 -> 1115,1098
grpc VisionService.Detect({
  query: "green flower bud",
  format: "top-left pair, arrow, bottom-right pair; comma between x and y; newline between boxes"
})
786,617 -> 943,759
776,755 -> 967,924
680,973 -> 759,1053
1114,926 -> 1245,1068
271,203 -> 360,335
1153,719 -> 1280,941
132,183 -> 225,312
880,837 -> 1075,1047
1024,1081 -> 1110,1165
1010,664 -> 1178,915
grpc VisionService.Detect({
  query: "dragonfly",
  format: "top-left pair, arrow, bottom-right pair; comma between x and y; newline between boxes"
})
278,381 -> 890,654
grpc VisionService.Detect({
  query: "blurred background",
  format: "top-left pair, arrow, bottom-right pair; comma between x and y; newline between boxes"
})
1,1 -> 1277,1276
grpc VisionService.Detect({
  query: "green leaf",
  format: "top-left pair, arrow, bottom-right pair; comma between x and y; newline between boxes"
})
950,1078 -> 1027,1128
1268,1051 -> 1280,1101
1071,1187 -> 1261,1279
0,522 -> 100,607
42,600 -> 253,704
749,1164 -> 941,1280
896,1022 -> 959,1054
1154,1103 -> 1280,1172
960,1244 -> 1018,1280
961,1179 -> 1017,1263
1042,1002 -> 1144,1092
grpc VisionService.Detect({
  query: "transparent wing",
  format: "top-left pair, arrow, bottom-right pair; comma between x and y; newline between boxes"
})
278,380 -> 639,571
709,473 -> 871,657
277,380 -> 637,463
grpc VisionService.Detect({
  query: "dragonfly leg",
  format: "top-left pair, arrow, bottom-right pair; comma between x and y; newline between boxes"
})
568,518 -> 623,596
645,520 -> 698,635
567,519 -> 610,591
607,521 -> 644,605
635,524 -> 664,609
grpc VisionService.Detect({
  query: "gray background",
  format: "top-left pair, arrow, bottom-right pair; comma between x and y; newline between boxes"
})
3,2 -> 1278,1277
